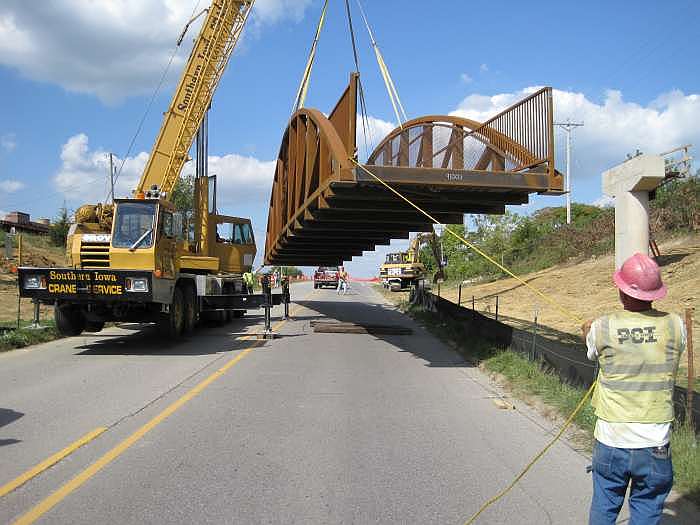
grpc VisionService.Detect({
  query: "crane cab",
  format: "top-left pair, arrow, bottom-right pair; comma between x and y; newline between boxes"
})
106,195 -> 178,275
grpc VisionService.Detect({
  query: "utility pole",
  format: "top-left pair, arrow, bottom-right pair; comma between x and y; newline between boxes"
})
554,120 -> 584,224
108,153 -> 115,203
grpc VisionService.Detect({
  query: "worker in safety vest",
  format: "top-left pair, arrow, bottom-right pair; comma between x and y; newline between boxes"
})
583,253 -> 686,525
243,272 -> 255,293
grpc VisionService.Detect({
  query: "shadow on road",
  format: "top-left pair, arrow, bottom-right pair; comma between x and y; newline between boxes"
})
73,315 -> 271,356
0,408 -> 23,447
296,298 -> 471,368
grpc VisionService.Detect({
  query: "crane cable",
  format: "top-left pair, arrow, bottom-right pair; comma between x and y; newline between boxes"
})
111,0 -> 204,196
343,0 -> 371,156
355,0 -> 408,126
348,157 -> 596,524
292,0 -> 329,113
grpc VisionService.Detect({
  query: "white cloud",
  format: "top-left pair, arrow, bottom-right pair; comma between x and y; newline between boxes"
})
450,87 -> 700,196
181,153 -> 276,209
592,195 -> 615,208
479,63 -> 488,73
460,73 -> 473,84
0,0 -> 312,103
252,0 -> 312,26
53,133 -> 275,209
1,133 -> 17,152
0,179 -> 24,193
54,133 -> 147,204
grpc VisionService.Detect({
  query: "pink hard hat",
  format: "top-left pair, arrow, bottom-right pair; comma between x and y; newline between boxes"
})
613,252 -> 667,301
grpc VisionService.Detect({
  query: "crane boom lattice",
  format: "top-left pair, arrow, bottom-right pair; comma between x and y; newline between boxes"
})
137,0 -> 254,196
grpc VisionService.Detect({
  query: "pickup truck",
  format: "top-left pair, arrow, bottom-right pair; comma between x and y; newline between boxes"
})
313,266 -> 339,289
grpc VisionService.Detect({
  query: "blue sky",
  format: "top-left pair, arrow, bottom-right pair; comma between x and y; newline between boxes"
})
1,0 -> 698,276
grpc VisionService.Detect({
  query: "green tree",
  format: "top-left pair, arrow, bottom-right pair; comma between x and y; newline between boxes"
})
171,174 -> 195,238
50,206 -> 71,247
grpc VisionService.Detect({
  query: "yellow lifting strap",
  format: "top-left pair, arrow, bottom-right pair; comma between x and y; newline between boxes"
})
356,0 -> 408,126
293,0 -> 329,113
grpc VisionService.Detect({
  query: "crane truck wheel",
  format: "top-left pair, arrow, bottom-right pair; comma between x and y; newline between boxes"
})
182,285 -> 197,335
159,287 -> 185,338
54,304 -> 85,337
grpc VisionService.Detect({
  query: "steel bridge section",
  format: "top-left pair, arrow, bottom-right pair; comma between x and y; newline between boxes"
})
264,74 -> 562,266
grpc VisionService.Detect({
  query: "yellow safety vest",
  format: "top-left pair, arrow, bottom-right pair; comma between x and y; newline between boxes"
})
243,272 -> 254,289
592,310 -> 684,423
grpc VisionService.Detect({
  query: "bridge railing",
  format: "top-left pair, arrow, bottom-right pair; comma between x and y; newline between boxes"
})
468,87 -> 554,175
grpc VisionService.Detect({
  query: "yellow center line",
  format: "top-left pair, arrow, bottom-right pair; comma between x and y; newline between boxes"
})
0,427 -> 107,498
12,297 -> 309,525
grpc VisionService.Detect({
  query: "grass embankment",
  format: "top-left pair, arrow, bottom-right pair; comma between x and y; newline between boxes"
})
378,286 -> 700,504
0,320 -> 59,352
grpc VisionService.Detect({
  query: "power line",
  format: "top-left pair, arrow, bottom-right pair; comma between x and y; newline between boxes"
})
554,120 -> 584,224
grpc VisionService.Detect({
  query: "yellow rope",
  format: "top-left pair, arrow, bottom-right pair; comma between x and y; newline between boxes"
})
293,0 -> 328,112
350,160 -> 584,324
463,380 -> 596,524
349,158 -> 596,524
355,0 -> 408,125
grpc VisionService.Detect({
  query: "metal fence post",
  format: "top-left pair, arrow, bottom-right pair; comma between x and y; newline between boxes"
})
30,299 -> 41,329
472,295 -> 475,319
531,310 -> 538,361
685,308 -> 694,426
262,275 -> 272,338
458,283 -> 462,306
495,296 -> 499,321
282,278 -> 290,319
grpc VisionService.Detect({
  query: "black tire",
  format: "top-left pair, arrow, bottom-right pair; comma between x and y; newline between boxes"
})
83,321 -> 105,333
182,286 -> 197,335
55,304 -> 85,337
158,287 -> 184,338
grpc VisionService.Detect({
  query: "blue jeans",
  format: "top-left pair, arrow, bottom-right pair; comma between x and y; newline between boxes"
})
589,440 -> 673,525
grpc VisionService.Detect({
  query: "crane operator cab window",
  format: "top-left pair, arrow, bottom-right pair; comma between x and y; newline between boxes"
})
112,202 -> 156,250
386,253 -> 403,264
216,222 -> 254,245
216,223 -> 231,244
240,223 -> 253,244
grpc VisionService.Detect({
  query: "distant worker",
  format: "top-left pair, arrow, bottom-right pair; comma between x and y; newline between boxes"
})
243,271 -> 255,294
583,253 -> 686,525
337,267 -> 348,295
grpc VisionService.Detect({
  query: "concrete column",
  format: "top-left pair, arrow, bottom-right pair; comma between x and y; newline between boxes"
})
602,155 -> 665,269
613,191 -> 650,269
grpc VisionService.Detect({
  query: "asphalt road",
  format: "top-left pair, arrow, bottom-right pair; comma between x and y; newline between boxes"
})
0,281 -> 637,524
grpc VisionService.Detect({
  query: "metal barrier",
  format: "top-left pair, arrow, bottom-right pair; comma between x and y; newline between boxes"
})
411,285 -> 699,429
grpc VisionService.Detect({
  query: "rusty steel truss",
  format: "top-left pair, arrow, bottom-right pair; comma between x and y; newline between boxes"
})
264,74 -> 562,266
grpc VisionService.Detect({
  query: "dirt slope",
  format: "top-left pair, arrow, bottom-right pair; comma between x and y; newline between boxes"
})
1,236 -> 66,324
440,234 -> 700,384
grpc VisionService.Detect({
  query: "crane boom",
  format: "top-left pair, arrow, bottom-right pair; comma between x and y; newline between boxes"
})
137,0 -> 255,196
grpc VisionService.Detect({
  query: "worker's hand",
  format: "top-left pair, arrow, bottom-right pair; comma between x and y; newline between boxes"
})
581,320 -> 593,339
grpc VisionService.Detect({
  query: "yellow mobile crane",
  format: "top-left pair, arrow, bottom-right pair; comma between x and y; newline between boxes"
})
379,233 -> 445,291
20,1 -> 284,337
